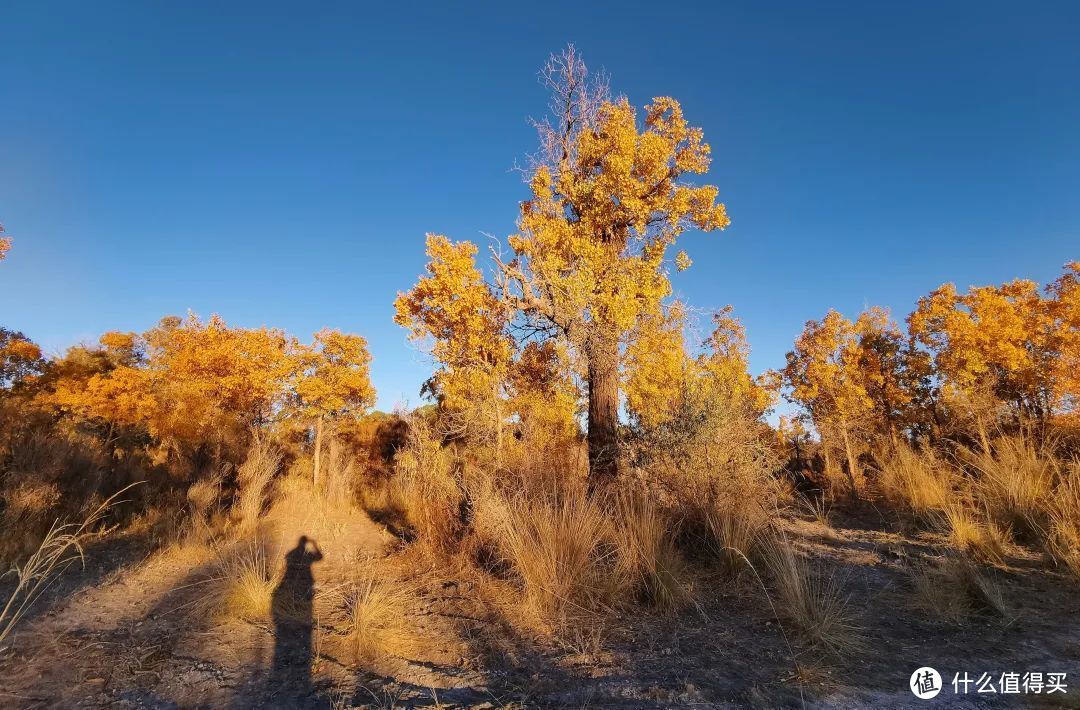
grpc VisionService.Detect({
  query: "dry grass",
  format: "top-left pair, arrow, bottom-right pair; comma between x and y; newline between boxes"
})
234,435 -> 282,531
703,494 -> 770,576
759,529 -> 862,657
1,486 -> 132,647
801,493 -> 832,529
484,483 -> 617,632
320,438 -> 358,505
330,575 -> 417,662
613,495 -> 689,611
910,552 -> 1009,623
186,466 -> 225,524
1047,461 -> 1080,576
962,434 -> 1057,538
202,539 -> 282,621
935,505 -> 1009,564
879,444 -> 953,519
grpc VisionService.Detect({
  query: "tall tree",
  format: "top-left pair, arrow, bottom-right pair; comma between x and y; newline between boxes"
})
1045,262 -> 1080,423
908,278 -> 1057,446
493,48 -> 730,482
782,310 -> 872,495
50,314 -> 300,457
0,328 -> 44,392
294,329 -> 376,486
394,235 -> 514,458
851,307 -> 916,446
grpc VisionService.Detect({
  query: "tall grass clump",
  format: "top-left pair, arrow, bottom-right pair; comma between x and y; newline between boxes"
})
485,483 -> 617,632
202,539 -> 281,621
879,444 -> 954,520
1047,461 -> 1080,576
331,575 -> 416,661
234,435 -> 282,532
934,504 -> 1008,563
909,551 -> 1009,623
759,529 -> 862,657
962,434 -> 1057,539
613,495 -> 688,611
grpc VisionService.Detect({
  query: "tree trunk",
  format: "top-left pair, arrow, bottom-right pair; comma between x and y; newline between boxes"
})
587,332 -> 620,486
493,378 -> 504,470
841,426 -> 859,498
313,416 -> 324,489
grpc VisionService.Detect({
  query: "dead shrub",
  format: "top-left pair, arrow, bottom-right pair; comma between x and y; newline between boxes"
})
390,415 -> 463,548
320,437 -> 357,505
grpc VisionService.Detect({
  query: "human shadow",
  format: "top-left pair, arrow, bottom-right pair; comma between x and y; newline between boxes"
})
268,536 -> 323,706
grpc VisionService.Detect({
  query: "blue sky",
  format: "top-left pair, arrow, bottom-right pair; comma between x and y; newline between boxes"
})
1,2 -> 1077,411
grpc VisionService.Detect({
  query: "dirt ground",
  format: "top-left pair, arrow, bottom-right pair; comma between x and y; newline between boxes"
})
1,496 -> 1078,709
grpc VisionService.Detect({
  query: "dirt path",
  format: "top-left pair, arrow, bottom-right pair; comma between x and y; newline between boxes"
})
2,498 -> 1079,708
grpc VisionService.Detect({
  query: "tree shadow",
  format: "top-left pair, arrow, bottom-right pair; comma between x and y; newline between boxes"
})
267,535 -> 323,707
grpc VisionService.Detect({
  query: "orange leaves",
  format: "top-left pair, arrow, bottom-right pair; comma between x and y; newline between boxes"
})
625,304 -> 772,428
294,329 -> 376,420
510,93 -> 729,338
784,263 -> 1080,444
394,234 -> 511,410
0,329 -> 44,390
783,309 -> 874,436
46,315 -> 375,453
908,274 -> 1061,418
0,224 -> 9,262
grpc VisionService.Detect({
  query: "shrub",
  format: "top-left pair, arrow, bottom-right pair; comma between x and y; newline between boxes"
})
390,415 -> 462,548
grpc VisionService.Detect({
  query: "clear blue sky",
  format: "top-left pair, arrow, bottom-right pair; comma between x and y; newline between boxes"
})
2,2 -> 1077,411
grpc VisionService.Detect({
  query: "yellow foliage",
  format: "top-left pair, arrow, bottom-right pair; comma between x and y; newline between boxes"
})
48,314 -> 375,456
507,95 -> 728,341
0,329 -> 44,390
624,305 -> 689,428
783,309 -> 872,435
908,276 -> 1059,421
394,235 -> 511,412
697,306 -> 774,415
294,329 -> 376,420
